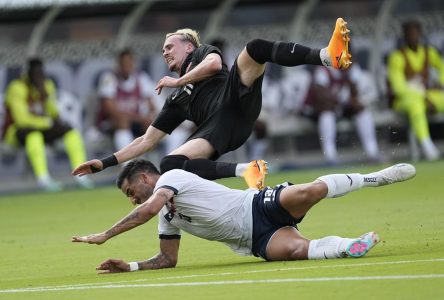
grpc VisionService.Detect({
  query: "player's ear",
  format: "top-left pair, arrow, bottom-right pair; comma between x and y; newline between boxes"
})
186,42 -> 194,54
140,172 -> 150,184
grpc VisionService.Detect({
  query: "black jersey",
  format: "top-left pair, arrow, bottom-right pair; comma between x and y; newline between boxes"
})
152,44 -> 229,134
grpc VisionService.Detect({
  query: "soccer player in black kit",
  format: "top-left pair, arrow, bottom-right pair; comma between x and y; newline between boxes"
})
73,18 -> 351,189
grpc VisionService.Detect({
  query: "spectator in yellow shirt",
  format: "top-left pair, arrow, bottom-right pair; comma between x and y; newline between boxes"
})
387,20 -> 444,160
2,58 -> 93,191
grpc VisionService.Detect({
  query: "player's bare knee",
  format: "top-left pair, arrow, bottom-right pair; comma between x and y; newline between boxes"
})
307,181 -> 328,200
237,58 -> 264,85
296,184 -> 323,204
288,239 -> 309,260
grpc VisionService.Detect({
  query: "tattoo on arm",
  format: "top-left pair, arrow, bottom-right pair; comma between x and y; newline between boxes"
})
139,253 -> 175,270
103,188 -> 173,240
105,210 -> 146,238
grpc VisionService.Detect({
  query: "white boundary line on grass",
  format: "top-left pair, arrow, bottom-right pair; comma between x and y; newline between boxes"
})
2,274 -> 444,293
1,257 -> 443,293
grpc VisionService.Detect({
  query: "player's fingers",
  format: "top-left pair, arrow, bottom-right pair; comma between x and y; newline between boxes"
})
71,236 -> 85,242
72,164 -> 88,176
109,258 -> 122,264
71,166 -> 81,175
98,270 -> 111,275
96,264 -> 108,270
97,259 -> 112,269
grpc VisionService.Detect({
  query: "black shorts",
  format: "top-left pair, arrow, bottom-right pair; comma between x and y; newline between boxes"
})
187,59 -> 264,160
251,183 -> 305,261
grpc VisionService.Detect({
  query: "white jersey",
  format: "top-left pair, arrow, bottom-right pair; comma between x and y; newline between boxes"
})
98,71 -> 156,100
154,169 -> 258,255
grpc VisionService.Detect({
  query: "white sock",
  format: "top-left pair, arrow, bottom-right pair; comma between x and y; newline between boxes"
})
420,137 -> 440,160
317,173 -> 364,198
114,129 -> 134,151
354,110 -> 379,159
37,174 -> 52,185
308,236 -> 354,259
318,111 -> 337,162
320,47 -> 332,67
235,163 -> 249,177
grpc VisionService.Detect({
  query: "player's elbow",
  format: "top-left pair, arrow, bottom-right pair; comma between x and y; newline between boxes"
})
145,205 -> 162,217
208,56 -> 223,73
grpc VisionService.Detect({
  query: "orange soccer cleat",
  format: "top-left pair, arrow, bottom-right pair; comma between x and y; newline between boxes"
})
242,160 -> 268,190
327,17 -> 352,69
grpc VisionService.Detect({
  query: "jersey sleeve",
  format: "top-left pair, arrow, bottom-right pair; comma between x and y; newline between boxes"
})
387,51 -> 407,96
138,72 -> 157,99
155,170 -> 193,239
45,79 -> 59,119
313,67 -> 330,87
151,98 -> 186,134
5,80 -> 53,129
428,46 -> 444,85
154,169 -> 192,195
97,72 -> 117,99
158,213 -> 181,239
192,44 -> 223,65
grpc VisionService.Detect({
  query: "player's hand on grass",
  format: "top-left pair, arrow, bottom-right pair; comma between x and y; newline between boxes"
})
96,259 -> 130,274
72,232 -> 108,245
71,159 -> 103,176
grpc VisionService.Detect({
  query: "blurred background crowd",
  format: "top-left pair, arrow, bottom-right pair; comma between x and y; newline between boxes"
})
0,0 -> 443,193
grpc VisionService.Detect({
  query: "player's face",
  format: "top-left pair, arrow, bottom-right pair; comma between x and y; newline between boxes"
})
119,54 -> 134,79
404,26 -> 421,49
162,35 -> 192,73
29,66 -> 45,88
121,175 -> 153,206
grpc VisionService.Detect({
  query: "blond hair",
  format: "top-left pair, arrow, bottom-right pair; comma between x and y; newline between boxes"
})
165,28 -> 201,48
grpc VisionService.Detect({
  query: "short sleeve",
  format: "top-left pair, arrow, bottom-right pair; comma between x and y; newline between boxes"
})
97,72 -> 118,99
313,68 -> 330,87
158,213 -> 181,238
151,99 -> 186,134
192,44 -> 222,65
154,169 -> 191,194
348,64 -> 363,84
138,72 -> 156,99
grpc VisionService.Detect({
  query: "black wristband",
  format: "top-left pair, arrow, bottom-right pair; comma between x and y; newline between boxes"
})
100,154 -> 119,170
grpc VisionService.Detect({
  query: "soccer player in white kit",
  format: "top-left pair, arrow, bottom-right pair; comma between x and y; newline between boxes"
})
72,159 -> 416,273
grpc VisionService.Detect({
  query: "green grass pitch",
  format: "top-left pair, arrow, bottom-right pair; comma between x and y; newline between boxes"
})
0,161 -> 443,299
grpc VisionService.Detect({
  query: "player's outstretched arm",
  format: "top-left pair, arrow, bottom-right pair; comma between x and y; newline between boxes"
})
114,126 -> 166,163
71,126 -> 166,176
72,188 -> 174,245
96,239 -> 179,274
71,202 -> 157,245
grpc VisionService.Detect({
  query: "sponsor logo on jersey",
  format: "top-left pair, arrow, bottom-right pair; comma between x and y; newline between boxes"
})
364,177 -> 377,183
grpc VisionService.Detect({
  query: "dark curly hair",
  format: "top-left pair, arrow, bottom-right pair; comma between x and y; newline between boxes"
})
116,159 -> 160,189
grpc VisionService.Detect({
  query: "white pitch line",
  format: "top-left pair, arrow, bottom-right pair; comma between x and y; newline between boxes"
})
2,274 -> 444,293
23,257 -> 444,290
157,257 -> 444,281
1,257 -> 443,293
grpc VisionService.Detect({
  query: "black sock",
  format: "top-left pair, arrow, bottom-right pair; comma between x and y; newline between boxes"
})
246,39 -> 322,66
183,159 -> 237,180
159,155 -> 237,180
